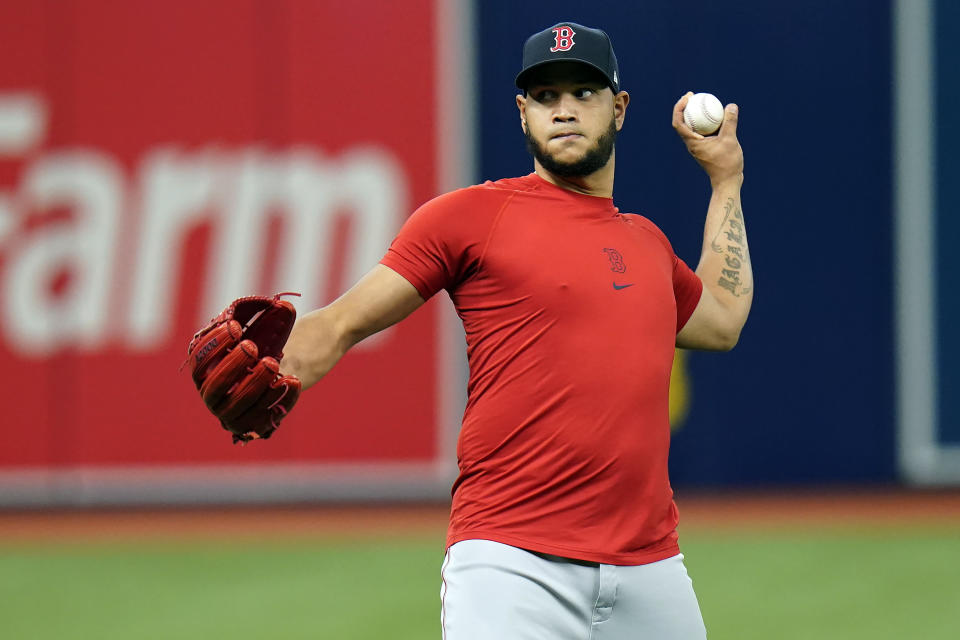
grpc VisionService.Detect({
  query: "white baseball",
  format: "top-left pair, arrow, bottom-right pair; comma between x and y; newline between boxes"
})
683,92 -> 724,135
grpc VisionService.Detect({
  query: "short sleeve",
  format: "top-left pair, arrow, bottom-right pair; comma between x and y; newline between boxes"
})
673,256 -> 703,333
380,187 -> 493,300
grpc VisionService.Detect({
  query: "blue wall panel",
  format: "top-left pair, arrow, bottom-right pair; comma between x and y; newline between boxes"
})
936,0 -> 960,446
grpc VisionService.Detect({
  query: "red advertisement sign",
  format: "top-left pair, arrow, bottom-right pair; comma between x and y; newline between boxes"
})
0,1 -> 461,496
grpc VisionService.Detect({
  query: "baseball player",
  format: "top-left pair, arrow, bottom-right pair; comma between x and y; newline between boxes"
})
188,21 -> 750,640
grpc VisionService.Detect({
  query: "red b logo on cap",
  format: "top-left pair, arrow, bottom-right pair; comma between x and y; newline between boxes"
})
550,26 -> 576,52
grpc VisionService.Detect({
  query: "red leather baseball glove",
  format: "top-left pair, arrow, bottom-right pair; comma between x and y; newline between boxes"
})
184,293 -> 301,444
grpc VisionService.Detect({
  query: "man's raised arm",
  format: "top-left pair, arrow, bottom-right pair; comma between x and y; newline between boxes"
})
672,92 -> 753,351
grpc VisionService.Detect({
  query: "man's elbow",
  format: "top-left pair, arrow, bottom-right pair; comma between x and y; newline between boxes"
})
704,320 -> 744,351
715,327 -> 741,351
676,324 -> 742,352
715,312 -> 750,350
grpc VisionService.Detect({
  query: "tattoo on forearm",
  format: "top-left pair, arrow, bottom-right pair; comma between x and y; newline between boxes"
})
710,198 -> 752,297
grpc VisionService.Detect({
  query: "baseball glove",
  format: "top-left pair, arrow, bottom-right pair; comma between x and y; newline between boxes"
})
185,292 -> 301,444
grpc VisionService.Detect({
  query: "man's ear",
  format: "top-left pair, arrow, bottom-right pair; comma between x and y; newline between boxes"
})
516,94 -> 527,133
614,90 -> 630,131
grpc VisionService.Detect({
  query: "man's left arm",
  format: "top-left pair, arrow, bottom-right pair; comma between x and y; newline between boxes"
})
672,92 -> 753,351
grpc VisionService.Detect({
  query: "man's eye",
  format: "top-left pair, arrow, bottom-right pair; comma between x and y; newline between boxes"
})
576,88 -> 595,98
535,90 -> 556,101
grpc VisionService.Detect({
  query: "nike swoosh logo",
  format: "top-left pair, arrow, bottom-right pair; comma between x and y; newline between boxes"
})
612,282 -> 634,290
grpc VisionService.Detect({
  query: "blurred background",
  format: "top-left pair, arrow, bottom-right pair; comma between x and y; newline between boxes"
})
0,1 -> 957,639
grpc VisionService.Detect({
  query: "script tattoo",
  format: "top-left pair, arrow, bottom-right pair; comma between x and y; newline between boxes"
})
710,198 -> 752,297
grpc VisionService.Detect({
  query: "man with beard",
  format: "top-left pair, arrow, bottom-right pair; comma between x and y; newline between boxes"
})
279,22 -> 750,640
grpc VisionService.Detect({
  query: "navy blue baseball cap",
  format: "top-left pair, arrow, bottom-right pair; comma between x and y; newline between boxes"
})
515,22 -> 620,93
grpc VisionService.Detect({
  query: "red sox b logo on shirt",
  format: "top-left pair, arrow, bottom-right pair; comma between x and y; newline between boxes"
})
603,248 -> 626,273
550,26 -> 576,52
604,248 -> 634,290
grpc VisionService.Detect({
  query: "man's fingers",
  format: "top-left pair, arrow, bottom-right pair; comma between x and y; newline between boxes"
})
673,92 -> 704,139
672,92 -> 691,128
718,104 -> 739,137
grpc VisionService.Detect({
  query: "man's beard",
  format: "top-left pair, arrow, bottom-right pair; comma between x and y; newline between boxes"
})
524,118 -> 618,178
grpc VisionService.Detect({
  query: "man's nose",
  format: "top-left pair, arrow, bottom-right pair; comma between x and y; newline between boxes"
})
552,94 -> 578,122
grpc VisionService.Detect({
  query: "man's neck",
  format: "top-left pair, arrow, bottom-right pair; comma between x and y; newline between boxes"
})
533,155 -> 615,198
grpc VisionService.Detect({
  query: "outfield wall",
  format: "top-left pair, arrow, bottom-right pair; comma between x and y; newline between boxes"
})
0,0 -> 955,505
0,0 -> 471,505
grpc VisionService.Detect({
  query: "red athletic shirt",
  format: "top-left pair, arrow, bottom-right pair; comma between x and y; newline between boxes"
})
380,173 -> 703,565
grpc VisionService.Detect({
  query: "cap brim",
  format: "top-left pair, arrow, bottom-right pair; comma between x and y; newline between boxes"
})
515,59 -> 617,91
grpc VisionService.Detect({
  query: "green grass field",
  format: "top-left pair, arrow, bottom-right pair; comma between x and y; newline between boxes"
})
1,527 -> 957,639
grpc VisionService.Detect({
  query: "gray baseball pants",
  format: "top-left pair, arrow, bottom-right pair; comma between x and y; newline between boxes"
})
440,539 -> 708,640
